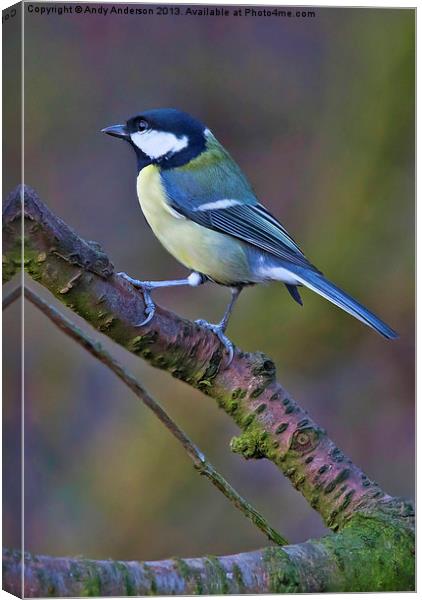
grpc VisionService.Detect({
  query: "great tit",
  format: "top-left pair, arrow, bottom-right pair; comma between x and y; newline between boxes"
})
102,108 -> 398,362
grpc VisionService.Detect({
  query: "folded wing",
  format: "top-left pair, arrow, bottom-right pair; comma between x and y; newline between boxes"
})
160,141 -> 319,272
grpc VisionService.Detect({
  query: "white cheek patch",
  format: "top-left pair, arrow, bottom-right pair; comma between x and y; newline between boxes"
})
131,130 -> 189,159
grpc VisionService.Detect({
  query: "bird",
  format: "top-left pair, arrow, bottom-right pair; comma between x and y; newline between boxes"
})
102,108 -> 398,363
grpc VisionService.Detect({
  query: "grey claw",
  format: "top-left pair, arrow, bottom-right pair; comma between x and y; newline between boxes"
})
224,341 -> 234,366
194,319 -> 234,367
137,304 -> 155,327
137,288 -> 156,326
118,272 -> 155,325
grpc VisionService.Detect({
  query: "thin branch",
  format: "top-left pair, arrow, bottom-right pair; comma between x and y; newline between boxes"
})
2,284 -> 21,310
25,286 -> 288,546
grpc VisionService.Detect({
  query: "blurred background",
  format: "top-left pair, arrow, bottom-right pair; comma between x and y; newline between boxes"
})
4,4 -> 414,561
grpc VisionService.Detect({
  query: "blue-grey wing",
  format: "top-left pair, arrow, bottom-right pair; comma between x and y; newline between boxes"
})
194,203 -> 317,269
161,158 -> 319,271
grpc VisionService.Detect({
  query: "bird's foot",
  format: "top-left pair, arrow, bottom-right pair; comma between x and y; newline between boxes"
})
118,272 -> 147,289
117,272 -> 156,326
195,319 -> 234,366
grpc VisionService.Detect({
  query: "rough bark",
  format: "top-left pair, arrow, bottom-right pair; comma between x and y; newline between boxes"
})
2,500 -> 415,595
2,185 -> 415,594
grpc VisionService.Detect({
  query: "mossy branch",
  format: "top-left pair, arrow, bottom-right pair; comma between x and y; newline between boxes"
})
2,502 -> 415,595
2,185 -> 395,528
2,185 -> 414,594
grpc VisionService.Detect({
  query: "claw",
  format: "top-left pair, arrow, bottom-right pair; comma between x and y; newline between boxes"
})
137,289 -> 156,326
195,319 -> 234,367
118,272 -> 155,326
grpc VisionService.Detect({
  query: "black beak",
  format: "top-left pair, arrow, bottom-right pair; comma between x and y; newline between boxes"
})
101,124 -> 129,140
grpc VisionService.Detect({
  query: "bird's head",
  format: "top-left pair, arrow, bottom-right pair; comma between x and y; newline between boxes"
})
102,108 -> 208,169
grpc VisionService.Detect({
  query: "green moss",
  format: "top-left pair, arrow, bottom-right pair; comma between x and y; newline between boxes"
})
81,563 -> 102,596
225,399 -> 239,415
241,413 -> 255,428
319,514 -> 415,591
310,494 -> 319,508
339,489 -> 355,512
204,556 -> 229,594
198,378 -> 212,388
230,426 -> 270,459
23,244 -> 48,282
326,509 -> 339,528
173,558 -> 208,594
173,558 -> 192,580
115,562 -> 137,596
232,563 -> 245,592
194,575 -> 204,595
286,467 -> 296,478
143,564 -> 158,595
129,332 -> 158,354
262,513 -> 413,593
263,547 -> 300,593
199,350 -> 223,384
2,249 -> 21,282
231,388 -> 247,400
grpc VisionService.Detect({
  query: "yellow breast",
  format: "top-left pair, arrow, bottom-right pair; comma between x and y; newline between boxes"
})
136,165 -> 250,284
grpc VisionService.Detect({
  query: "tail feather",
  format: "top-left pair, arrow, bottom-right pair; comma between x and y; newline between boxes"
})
288,268 -> 398,340
286,284 -> 303,306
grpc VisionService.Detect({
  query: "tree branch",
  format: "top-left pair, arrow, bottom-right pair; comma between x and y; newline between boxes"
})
24,286 -> 287,546
3,184 -> 394,529
2,185 -> 414,594
2,501 -> 415,596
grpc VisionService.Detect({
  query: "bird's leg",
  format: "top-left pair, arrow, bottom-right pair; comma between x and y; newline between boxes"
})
219,286 -> 243,332
118,271 -> 206,326
195,286 -> 243,366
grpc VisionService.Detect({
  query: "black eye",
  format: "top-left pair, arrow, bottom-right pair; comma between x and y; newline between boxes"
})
138,119 -> 148,132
